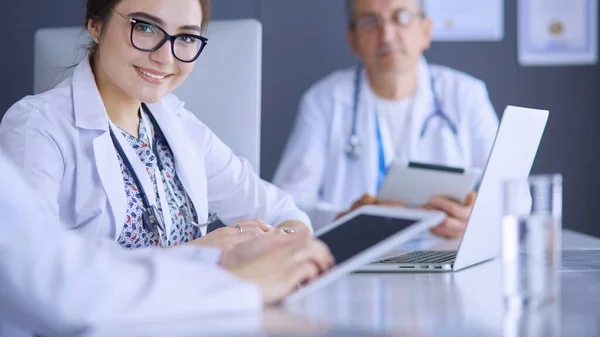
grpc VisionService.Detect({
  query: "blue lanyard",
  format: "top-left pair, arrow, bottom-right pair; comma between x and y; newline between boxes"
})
375,113 -> 386,192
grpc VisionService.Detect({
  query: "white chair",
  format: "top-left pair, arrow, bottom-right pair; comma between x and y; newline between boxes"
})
34,19 -> 263,173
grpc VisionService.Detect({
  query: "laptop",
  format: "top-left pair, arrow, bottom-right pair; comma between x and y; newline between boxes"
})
358,105 -> 549,272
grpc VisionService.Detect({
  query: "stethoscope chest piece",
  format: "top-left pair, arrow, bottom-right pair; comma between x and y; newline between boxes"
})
344,134 -> 362,159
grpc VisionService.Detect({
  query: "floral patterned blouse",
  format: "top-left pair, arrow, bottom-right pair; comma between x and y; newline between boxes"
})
114,119 -> 200,248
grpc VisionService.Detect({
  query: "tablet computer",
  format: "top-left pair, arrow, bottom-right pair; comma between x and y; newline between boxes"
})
283,206 -> 445,303
378,159 -> 482,207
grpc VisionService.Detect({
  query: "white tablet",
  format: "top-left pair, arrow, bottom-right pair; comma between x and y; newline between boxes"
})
378,159 -> 482,207
283,206 -> 445,304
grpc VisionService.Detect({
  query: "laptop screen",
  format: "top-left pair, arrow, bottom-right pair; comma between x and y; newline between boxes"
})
317,215 -> 418,265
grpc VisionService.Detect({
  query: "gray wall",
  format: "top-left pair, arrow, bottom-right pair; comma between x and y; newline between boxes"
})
1,0 -> 599,237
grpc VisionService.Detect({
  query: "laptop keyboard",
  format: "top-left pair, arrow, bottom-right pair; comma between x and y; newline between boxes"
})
378,251 -> 457,264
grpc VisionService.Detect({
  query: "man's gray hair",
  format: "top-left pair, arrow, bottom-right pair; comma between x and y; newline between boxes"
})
346,0 -> 426,28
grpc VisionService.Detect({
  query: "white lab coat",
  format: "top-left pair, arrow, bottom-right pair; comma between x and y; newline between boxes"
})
274,58 -> 499,226
0,153 -> 262,337
0,58 -> 311,241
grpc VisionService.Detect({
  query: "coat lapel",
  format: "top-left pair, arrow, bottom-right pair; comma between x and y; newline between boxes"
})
72,58 -> 127,239
91,135 -> 127,238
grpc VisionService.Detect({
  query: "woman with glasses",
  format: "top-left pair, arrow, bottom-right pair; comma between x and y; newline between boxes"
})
0,0 -> 312,251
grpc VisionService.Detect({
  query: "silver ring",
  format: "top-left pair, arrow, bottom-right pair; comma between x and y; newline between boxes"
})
280,226 -> 296,234
235,223 -> 243,233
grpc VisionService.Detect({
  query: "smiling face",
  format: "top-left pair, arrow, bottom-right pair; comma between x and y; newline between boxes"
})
87,0 -> 206,103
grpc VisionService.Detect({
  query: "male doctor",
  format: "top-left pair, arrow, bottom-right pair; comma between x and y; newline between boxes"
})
274,0 -> 499,238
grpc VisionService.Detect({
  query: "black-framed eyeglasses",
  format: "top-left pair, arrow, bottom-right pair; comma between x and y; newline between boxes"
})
351,9 -> 425,31
114,11 -> 208,63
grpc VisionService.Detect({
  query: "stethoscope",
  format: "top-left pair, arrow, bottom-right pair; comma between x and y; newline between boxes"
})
344,63 -> 459,159
109,103 -> 215,234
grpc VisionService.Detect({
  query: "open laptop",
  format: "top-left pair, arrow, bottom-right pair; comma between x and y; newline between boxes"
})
359,105 -> 549,272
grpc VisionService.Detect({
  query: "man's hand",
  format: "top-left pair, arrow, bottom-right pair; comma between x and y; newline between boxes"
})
421,192 -> 476,239
335,194 -> 406,220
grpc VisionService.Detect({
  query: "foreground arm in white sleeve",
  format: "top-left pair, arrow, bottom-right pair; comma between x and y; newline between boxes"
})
0,154 -> 261,337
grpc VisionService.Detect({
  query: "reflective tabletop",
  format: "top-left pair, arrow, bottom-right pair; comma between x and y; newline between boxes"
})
83,230 -> 600,337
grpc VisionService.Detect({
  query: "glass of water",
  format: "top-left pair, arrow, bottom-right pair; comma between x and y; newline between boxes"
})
501,174 -> 562,310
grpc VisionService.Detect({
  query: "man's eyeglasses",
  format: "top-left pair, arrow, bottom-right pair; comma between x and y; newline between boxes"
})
351,9 -> 424,31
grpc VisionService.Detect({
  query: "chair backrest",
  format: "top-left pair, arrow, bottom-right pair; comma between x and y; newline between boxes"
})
34,19 -> 263,173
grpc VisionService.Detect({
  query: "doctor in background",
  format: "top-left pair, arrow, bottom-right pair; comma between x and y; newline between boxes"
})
274,0 -> 499,239
0,0 -> 311,251
0,152 -> 333,337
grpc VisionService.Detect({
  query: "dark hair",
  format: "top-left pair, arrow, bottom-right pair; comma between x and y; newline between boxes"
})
85,0 -> 212,57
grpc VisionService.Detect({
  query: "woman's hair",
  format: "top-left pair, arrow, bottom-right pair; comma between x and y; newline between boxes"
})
85,0 -> 212,57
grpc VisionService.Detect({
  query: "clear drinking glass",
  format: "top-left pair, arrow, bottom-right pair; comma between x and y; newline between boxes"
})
501,174 -> 562,310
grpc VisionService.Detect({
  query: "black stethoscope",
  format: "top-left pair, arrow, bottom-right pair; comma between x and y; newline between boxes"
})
344,63 -> 459,159
109,103 -> 212,234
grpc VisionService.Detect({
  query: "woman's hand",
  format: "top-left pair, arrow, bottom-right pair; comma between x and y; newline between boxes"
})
275,220 -> 312,236
186,219 -> 272,250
